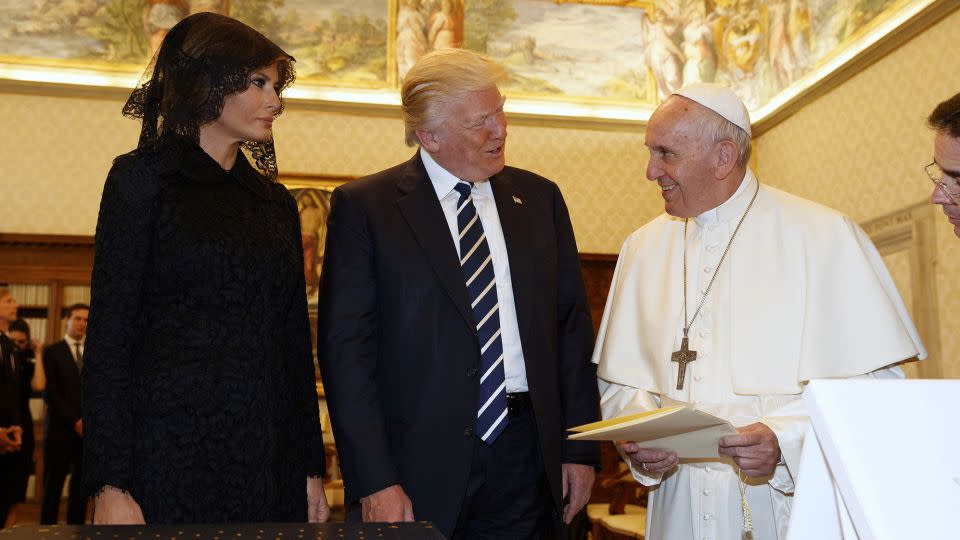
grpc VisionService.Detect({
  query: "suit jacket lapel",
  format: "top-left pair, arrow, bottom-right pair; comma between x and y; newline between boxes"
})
395,153 -> 476,333
59,341 -> 79,378
490,172 -> 535,340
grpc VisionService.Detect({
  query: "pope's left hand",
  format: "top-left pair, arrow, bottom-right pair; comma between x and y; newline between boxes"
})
718,422 -> 780,478
561,463 -> 595,524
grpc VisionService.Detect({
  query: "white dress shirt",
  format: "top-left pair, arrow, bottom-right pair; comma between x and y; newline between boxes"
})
421,148 -> 528,392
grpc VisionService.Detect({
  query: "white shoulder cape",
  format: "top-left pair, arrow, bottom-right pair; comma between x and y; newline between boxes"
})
594,174 -> 926,395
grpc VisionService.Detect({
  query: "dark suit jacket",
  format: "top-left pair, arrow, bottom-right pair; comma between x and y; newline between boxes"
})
318,153 -> 600,535
43,340 -> 82,443
0,333 -> 21,428
1,332 -> 23,508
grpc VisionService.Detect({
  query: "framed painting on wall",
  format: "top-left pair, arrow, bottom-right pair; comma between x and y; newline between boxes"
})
463,0 -> 658,104
279,173 -> 352,304
0,0 -> 393,89
390,0 -> 657,106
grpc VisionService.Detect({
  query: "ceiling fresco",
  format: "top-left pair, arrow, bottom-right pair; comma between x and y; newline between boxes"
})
0,0 -> 952,128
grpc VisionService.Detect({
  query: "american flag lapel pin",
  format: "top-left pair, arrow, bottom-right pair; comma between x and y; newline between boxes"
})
512,195 -> 523,205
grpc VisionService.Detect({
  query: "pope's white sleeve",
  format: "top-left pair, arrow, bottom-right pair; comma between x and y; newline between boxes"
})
762,362 -> 906,494
760,397 -> 806,495
598,377 -> 665,487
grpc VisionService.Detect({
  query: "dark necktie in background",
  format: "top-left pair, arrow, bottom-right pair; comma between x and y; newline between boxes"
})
74,342 -> 83,373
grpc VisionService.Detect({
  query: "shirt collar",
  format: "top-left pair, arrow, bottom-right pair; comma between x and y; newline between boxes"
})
64,334 -> 83,348
420,147 -> 494,201
694,169 -> 757,226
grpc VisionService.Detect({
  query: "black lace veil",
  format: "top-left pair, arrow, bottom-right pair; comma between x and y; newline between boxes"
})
123,12 -> 295,178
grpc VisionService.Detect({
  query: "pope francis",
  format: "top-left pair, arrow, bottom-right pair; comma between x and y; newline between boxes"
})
593,83 -> 925,540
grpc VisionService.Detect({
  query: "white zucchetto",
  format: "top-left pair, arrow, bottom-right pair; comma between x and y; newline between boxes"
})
672,83 -> 752,137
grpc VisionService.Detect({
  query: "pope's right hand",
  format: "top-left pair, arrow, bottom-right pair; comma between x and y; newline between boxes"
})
619,441 -> 679,474
93,486 -> 146,524
360,484 -> 414,523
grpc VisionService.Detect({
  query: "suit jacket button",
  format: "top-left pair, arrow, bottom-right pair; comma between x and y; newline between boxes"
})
463,427 -> 474,437
467,367 -> 478,377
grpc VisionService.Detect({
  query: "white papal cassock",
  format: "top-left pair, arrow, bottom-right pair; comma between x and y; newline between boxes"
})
594,170 -> 925,540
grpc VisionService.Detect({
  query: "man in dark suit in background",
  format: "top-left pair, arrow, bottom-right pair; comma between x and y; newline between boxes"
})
41,303 -> 88,525
0,332 -> 25,528
318,48 -> 600,539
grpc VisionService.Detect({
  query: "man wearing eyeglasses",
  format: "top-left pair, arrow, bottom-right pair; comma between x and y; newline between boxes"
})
928,91 -> 960,237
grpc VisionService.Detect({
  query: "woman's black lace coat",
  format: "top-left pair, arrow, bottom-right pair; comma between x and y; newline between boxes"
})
83,138 -> 324,523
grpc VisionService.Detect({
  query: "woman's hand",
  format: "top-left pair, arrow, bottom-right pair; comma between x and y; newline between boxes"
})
306,477 -> 330,523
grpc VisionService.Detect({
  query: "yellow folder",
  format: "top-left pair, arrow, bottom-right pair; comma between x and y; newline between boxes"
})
567,405 -> 737,458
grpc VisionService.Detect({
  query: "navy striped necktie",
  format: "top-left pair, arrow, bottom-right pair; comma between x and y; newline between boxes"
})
453,181 -> 508,444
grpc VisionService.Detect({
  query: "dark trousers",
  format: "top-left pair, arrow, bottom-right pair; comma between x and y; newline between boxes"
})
451,397 -> 556,540
40,435 -> 86,525
0,454 -> 16,529
0,504 -> 9,529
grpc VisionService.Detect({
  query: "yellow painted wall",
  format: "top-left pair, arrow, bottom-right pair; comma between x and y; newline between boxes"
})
0,91 -> 657,254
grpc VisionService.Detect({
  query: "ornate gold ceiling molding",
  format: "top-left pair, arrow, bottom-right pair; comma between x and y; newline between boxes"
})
750,0 -> 958,135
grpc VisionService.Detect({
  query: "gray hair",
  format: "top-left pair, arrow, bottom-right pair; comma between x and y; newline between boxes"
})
691,107 -> 753,168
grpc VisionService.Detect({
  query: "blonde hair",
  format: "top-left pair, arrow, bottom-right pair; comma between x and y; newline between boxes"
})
0,288 -> 10,300
401,48 -> 507,146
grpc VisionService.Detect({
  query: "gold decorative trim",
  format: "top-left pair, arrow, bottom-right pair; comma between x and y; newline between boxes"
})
278,173 -> 354,190
752,0 -> 957,135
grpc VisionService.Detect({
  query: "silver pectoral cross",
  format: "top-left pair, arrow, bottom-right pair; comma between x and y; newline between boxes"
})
671,337 -> 697,390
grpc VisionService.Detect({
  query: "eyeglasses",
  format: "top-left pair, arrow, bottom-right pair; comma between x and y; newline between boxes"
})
926,161 -> 960,206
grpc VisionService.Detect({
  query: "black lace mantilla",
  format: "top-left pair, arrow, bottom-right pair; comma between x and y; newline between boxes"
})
122,12 -> 295,178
